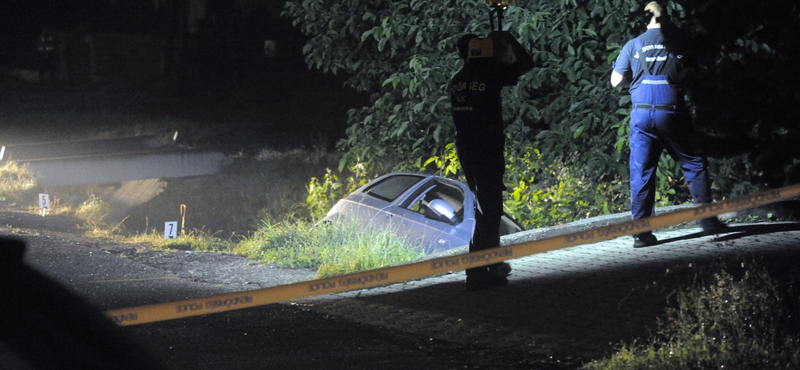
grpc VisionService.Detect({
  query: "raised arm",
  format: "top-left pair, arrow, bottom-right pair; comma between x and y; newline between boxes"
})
505,33 -> 535,76
490,31 -> 535,77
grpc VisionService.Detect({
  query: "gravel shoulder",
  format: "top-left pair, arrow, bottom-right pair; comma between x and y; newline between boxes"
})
0,206 -> 317,294
109,248 -> 317,292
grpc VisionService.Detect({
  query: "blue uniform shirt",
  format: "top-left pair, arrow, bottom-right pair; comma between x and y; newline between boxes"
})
614,29 -> 687,107
614,29 -> 685,94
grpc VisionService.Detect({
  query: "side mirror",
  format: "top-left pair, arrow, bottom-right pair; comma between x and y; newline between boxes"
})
428,199 -> 457,223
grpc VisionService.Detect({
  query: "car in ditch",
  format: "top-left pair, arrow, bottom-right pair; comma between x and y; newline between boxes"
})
322,172 -> 524,255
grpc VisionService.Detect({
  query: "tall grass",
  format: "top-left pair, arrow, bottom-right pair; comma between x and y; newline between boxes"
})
583,263 -> 800,370
234,217 -> 424,278
0,161 -> 37,202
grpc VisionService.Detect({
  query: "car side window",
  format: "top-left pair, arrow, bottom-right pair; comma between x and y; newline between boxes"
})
363,175 -> 424,202
403,181 -> 464,223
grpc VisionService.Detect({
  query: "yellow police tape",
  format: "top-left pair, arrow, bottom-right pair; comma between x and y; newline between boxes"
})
105,183 -> 800,326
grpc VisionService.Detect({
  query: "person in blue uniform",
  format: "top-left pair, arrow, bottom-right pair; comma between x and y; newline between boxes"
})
449,31 -> 534,290
611,1 -> 727,248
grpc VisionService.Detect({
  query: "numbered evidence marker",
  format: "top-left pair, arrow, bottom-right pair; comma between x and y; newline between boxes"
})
38,194 -> 50,216
164,221 -> 178,239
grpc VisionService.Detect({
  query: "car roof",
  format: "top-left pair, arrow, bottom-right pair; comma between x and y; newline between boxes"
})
358,172 -> 463,189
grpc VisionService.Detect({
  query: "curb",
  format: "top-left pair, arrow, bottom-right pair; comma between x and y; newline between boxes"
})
425,200 -> 800,260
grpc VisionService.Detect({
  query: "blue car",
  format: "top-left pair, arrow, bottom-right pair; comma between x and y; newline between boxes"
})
323,172 -> 524,255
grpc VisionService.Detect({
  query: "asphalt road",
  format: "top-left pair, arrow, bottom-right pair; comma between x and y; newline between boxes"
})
0,211 -> 564,370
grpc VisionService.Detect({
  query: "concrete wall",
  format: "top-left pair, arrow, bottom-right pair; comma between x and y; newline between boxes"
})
22,149 -> 232,186
2,136 -> 165,161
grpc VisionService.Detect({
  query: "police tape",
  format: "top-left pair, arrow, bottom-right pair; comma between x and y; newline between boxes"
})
104,183 -> 800,326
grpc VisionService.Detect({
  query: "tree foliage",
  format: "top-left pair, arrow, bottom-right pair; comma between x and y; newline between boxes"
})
284,0 -> 800,226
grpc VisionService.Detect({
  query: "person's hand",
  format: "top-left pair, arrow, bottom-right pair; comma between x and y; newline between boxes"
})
488,30 -> 512,41
488,31 -> 511,51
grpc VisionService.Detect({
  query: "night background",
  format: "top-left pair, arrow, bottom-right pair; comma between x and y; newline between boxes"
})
3,1 -> 800,369
0,0 -> 367,152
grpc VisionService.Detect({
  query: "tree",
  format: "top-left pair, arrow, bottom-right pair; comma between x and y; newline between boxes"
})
284,0 -> 800,226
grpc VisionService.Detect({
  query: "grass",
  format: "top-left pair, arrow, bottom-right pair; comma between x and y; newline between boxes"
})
583,262 -> 800,370
127,228 -> 235,253
234,217 -> 424,278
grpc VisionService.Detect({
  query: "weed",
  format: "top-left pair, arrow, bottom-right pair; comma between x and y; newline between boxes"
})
306,168 -> 367,221
76,194 -> 110,226
583,263 -> 800,370
2,224 -> 39,236
0,161 -> 37,202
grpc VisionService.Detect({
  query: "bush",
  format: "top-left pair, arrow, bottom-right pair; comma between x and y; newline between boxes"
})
583,263 -> 800,370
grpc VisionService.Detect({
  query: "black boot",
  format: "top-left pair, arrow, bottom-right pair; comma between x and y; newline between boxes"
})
633,232 -> 658,248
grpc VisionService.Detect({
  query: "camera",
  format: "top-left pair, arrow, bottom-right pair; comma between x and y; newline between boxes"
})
467,35 -> 513,64
468,37 -> 494,59
485,0 -> 512,7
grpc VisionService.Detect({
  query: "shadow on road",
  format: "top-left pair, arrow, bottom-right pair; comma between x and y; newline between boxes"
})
651,222 -> 800,246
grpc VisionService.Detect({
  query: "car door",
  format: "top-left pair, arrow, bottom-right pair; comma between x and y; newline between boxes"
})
326,173 -> 426,230
372,178 -> 470,254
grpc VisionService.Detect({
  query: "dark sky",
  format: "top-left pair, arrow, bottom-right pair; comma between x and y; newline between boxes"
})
1,0 -> 105,34
0,0 -> 288,37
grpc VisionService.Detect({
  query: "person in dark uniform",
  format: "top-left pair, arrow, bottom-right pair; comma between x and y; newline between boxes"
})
611,1 -> 727,248
449,31 -> 534,290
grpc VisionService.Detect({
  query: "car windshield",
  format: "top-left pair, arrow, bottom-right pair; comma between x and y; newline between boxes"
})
363,174 -> 425,202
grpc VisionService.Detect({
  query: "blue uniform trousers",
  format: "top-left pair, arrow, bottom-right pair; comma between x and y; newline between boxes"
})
629,108 -> 711,220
